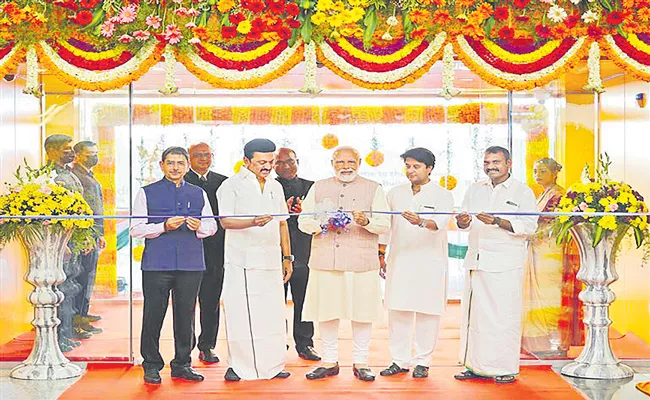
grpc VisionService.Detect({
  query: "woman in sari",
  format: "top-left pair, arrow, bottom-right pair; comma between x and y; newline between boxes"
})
522,158 -> 584,358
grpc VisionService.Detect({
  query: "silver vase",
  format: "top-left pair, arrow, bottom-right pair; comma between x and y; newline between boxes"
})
10,225 -> 83,380
560,224 -> 634,380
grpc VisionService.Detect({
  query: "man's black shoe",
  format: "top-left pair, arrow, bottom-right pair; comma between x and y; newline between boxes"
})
380,363 -> 409,376
143,369 -> 162,385
298,346 -> 321,361
305,364 -> 339,380
85,314 -> 102,322
171,367 -> 204,382
198,349 -> 220,363
72,327 -> 92,339
413,365 -> 429,379
274,371 -> 291,379
353,366 -> 376,381
224,367 -> 241,381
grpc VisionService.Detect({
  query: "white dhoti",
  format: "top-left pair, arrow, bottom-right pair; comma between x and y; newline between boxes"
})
303,269 -> 383,323
459,268 -> 524,377
222,264 -> 286,380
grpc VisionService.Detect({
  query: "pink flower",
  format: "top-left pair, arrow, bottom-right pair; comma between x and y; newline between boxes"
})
189,37 -> 200,44
185,22 -> 196,29
42,220 -> 51,226
608,203 -> 619,212
572,207 -> 580,212
187,8 -> 200,17
40,184 -> 52,195
164,24 -> 182,44
146,15 -> 161,29
174,7 -> 188,16
118,34 -> 133,43
100,21 -> 116,38
118,4 -> 138,24
0,218 -> 6,225
579,202 -> 589,211
132,30 -> 151,41
172,0 -> 183,4
109,16 -> 120,23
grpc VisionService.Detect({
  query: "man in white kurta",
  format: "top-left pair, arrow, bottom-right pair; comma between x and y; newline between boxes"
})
217,139 -> 293,381
379,148 -> 454,379
298,146 -> 390,381
454,146 -> 537,384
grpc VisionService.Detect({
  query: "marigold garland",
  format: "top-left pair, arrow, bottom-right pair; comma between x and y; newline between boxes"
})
0,43 -> 25,78
481,39 -> 561,64
316,35 -> 446,90
453,35 -> 591,91
201,41 -> 281,62
195,41 -> 288,71
321,133 -> 339,149
177,42 -> 303,89
600,35 -> 650,81
56,39 -> 125,62
36,40 -> 165,92
328,39 -> 430,72
335,37 -> 425,64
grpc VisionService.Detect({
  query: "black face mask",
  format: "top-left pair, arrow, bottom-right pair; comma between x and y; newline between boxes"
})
83,155 -> 99,168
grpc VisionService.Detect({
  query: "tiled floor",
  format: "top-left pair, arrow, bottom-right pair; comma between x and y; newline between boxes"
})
1,362 -> 649,399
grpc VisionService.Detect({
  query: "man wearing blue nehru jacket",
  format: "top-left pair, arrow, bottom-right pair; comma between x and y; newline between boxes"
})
130,147 -> 218,385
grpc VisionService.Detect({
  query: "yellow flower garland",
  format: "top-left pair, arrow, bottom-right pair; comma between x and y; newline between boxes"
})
626,34 -> 650,57
335,37 -> 424,64
600,35 -> 650,81
453,35 -> 592,92
315,40 -> 445,90
57,39 -> 125,61
35,41 -> 165,92
0,45 -> 25,78
177,44 -> 304,89
481,39 -> 561,64
201,41 -> 281,62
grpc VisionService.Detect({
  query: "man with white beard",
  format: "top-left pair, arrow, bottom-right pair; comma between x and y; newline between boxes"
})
298,146 -> 390,382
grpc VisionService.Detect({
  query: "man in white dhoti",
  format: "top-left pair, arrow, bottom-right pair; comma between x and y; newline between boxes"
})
454,146 -> 537,384
378,148 -> 454,379
217,138 -> 293,381
298,146 -> 390,382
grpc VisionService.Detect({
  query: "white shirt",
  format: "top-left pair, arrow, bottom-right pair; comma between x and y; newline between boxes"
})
460,176 -> 537,272
381,181 -> 454,314
217,167 -> 288,270
129,186 -> 217,239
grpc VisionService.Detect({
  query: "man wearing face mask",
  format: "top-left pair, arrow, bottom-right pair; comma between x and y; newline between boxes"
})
217,138 -> 293,381
72,141 -> 105,337
453,146 -> 537,384
298,146 -> 390,382
379,148 -> 454,379
44,134 -> 87,353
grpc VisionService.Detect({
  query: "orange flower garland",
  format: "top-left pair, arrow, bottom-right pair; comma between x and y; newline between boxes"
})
321,133 -> 339,149
0,44 -> 25,78
365,150 -> 385,167
440,175 -> 458,190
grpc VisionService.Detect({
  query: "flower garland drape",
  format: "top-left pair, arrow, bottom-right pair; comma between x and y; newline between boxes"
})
2,0 -> 649,94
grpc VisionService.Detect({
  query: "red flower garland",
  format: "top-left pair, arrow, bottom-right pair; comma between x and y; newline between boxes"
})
194,41 -> 288,71
465,36 -> 577,74
50,41 -> 134,71
326,39 -> 430,73
612,34 -> 650,65
0,42 -> 15,59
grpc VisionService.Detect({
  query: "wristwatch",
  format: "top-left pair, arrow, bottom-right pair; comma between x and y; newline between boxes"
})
283,255 -> 295,262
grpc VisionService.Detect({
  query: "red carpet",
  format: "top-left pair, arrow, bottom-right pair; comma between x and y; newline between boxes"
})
2,300 -> 649,363
59,364 -> 584,400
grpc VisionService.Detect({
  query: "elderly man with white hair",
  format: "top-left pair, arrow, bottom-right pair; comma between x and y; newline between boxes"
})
298,146 -> 390,382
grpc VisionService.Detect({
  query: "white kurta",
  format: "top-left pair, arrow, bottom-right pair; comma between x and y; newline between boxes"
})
381,182 -> 454,315
458,176 -> 537,376
298,182 -> 390,323
217,167 -> 289,380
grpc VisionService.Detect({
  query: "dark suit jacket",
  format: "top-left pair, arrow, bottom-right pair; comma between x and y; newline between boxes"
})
184,169 -> 227,271
276,176 -> 314,266
72,164 -> 104,235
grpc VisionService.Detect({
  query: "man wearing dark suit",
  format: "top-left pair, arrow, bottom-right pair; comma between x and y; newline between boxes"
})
72,141 -> 105,336
185,142 -> 228,363
275,148 -> 321,361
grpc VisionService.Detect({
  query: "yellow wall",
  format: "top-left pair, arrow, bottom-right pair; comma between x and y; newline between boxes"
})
0,81 -> 42,344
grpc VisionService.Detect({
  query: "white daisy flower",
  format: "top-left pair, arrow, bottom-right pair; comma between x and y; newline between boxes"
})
548,5 -> 568,23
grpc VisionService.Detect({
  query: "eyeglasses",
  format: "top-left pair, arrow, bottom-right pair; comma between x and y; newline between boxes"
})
276,159 -> 297,167
191,152 -> 213,159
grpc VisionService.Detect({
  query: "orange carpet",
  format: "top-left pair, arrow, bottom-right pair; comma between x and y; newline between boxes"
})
2,300 -> 649,363
59,363 -> 583,400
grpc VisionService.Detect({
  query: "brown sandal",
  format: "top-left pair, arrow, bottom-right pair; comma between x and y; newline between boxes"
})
454,370 -> 481,380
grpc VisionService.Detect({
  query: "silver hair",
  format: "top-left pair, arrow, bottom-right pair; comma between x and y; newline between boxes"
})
331,146 -> 361,161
